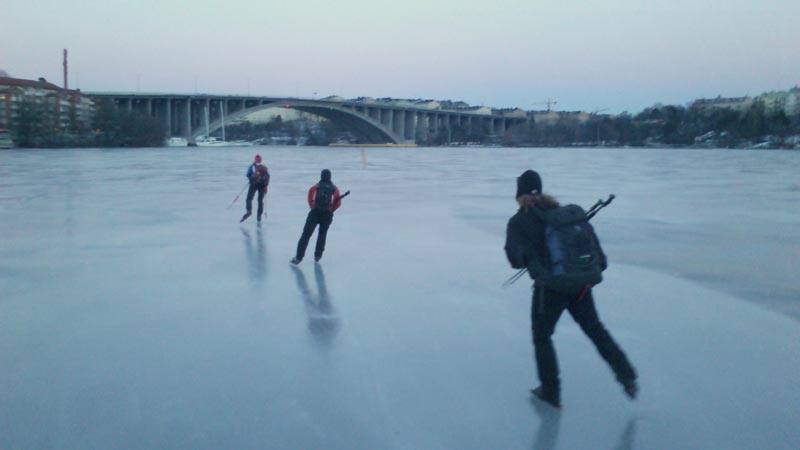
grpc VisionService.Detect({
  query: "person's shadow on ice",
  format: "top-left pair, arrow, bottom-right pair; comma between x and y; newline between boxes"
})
291,264 -> 340,349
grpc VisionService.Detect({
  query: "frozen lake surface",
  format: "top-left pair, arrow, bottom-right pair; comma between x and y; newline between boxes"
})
1,146 -> 799,449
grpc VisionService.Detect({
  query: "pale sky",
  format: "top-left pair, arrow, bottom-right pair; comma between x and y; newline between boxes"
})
3,0 -> 799,113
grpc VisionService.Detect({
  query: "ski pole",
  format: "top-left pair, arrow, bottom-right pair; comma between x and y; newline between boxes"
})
586,194 -> 615,220
227,182 -> 249,209
586,199 -> 604,217
502,268 -> 528,288
339,190 -> 351,200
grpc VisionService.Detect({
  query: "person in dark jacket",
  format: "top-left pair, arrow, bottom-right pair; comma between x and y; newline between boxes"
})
291,169 -> 342,264
241,154 -> 270,223
505,169 -> 638,408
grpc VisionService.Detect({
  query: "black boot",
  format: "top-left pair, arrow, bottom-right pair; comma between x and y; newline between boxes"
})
531,386 -> 561,408
620,379 -> 638,400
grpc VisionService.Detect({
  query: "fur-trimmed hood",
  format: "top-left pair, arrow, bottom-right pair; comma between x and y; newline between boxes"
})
517,193 -> 560,210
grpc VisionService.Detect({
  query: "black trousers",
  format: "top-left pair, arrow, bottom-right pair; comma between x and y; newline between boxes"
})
531,286 -> 636,402
295,209 -> 333,260
246,184 -> 266,217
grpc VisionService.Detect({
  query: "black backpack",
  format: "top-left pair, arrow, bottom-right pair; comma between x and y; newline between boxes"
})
314,181 -> 334,211
534,204 -> 606,294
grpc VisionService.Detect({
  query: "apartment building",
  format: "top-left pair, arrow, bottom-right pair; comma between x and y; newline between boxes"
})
0,76 -> 94,131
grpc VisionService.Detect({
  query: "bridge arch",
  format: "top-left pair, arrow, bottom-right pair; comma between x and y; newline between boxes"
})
192,100 -> 403,144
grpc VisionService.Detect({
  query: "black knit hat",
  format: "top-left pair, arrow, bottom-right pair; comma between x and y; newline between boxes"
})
516,170 -> 542,198
320,169 -> 332,182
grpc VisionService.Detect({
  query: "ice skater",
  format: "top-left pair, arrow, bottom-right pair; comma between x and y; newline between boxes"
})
504,169 -> 638,408
241,154 -> 270,223
291,169 -> 345,264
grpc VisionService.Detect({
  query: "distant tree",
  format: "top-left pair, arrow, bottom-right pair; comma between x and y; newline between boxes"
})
116,110 -> 167,147
503,120 -> 535,146
738,101 -> 767,139
661,105 -> 686,144
766,110 -> 790,136
268,115 -> 284,130
92,100 -> 166,147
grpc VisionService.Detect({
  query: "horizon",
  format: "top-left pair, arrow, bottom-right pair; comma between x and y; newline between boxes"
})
3,0 -> 799,115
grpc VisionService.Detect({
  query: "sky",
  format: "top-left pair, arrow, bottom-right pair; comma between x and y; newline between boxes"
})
3,0 -> 799,114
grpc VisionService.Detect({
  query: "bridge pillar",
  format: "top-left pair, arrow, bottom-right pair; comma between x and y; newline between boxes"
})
395,110 -> 405,141
393,111 -> 400,140
229,99 -> 240,114
184,99 -> 192,140
441,114 -> 450,143
416,112 -> 426,142
165,99 -> 172,137
404,111 -> 415,143
203,99 -> 210,136
384,109 -> 394,135
496,118 -> 506,136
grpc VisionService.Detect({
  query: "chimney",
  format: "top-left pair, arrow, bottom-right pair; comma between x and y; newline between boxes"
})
63,49 -> 68,90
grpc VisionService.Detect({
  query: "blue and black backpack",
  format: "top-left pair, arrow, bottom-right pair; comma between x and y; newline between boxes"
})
533,202 -> 608,294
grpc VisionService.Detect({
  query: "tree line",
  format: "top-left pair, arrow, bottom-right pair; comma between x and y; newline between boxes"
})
503,98 -> 800,149
10,95 -> 800,149
11,99 -> 166,148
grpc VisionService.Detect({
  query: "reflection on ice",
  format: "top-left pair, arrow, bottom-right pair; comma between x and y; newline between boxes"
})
241,225 -> 267,283
530,397 -> 561,450
291,264 -> 340,349
615,419 -> 638,450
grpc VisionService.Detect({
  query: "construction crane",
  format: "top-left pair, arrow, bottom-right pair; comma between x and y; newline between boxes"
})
531,98 -> 558,112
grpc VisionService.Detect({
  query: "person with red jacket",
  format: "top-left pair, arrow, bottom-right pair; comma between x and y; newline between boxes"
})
291,169 -> 342,264
241,154 -> 270,223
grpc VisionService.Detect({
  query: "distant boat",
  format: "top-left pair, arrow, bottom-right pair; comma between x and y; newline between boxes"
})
195,135 -> 251,147
0,129 -> 14,149
328,143 -> 417,148
166,137 -> 189,147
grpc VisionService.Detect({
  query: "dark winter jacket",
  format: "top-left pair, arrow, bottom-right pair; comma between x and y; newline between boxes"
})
504,194 -> 560,285
505,193 -> 608,287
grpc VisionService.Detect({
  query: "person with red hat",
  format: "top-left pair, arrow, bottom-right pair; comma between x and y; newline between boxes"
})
241,154 -> 270,223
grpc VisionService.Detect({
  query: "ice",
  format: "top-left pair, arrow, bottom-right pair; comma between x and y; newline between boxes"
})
1,147 -> 799,449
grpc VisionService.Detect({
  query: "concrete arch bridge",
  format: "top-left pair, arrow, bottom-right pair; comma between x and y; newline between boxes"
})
87,93 -> 527,145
